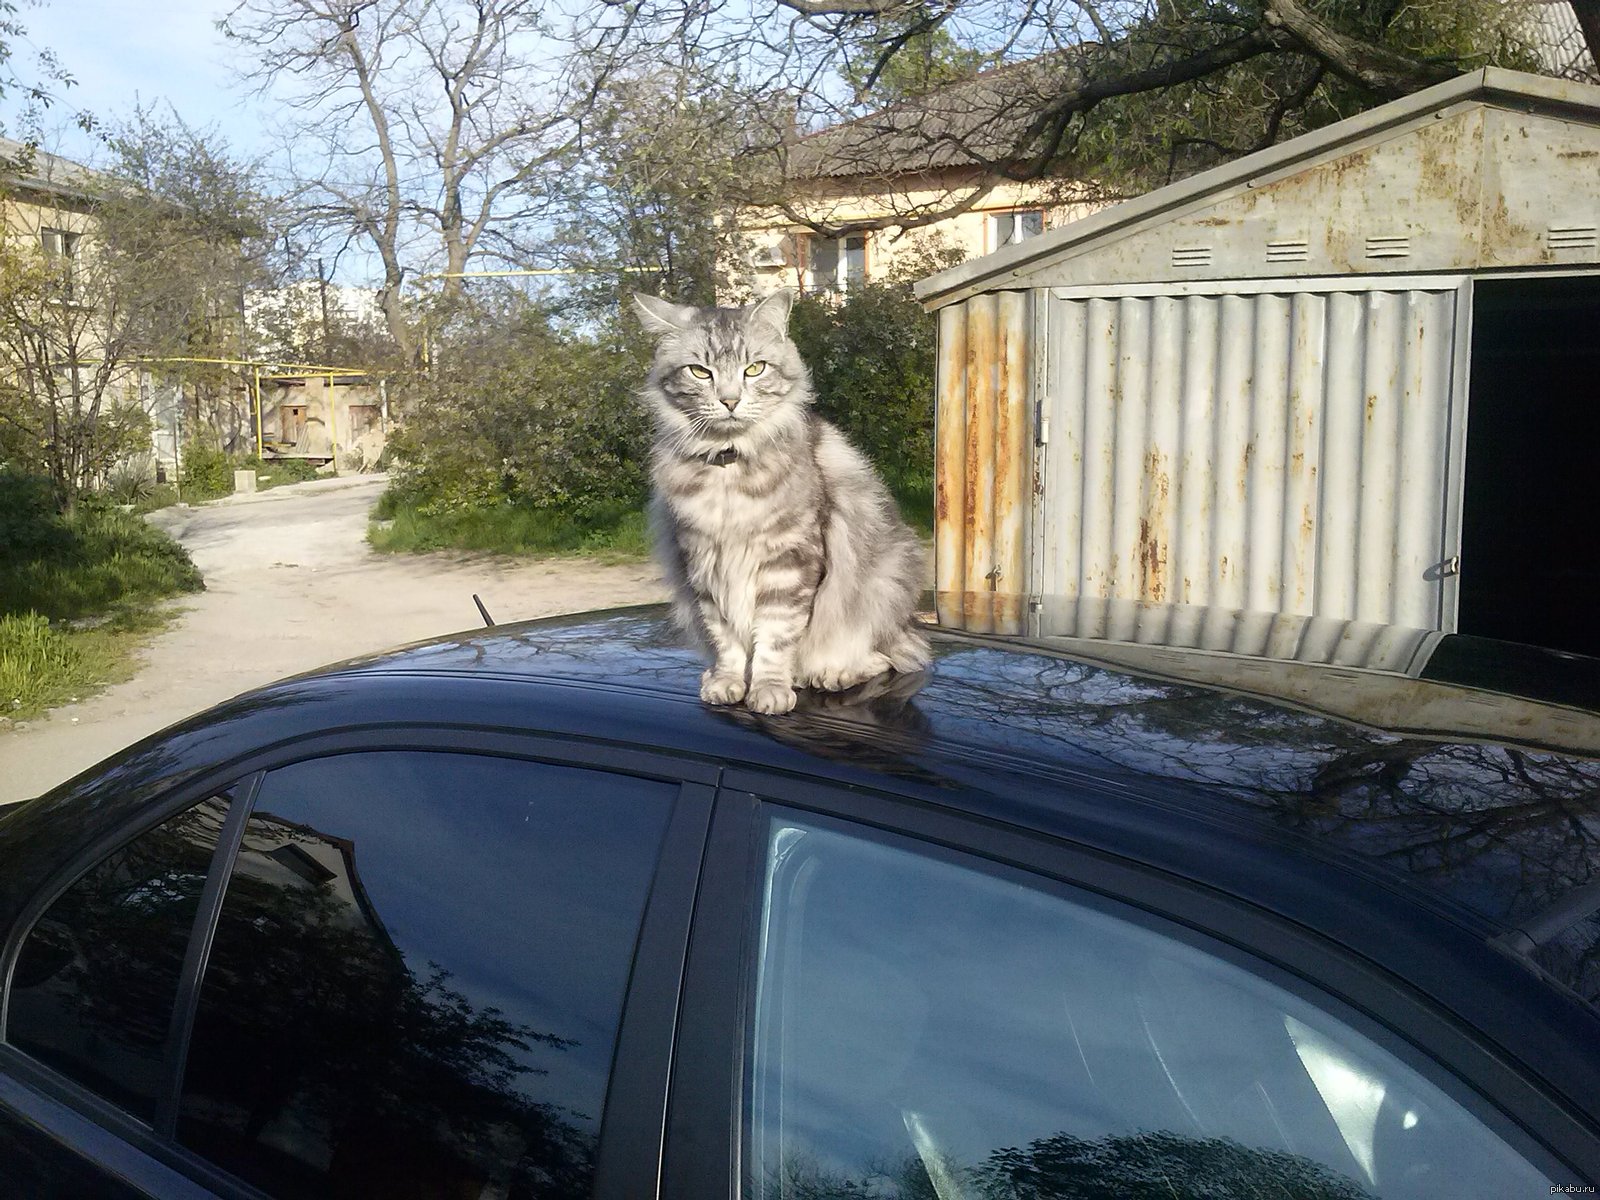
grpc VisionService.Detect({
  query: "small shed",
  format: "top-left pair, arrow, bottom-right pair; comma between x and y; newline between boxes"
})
916,68 -> 1600,659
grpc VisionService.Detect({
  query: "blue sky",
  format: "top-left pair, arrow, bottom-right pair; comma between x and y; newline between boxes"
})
14,0 -> 271,165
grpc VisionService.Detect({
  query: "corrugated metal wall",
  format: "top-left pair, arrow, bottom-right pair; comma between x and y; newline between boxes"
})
935,291 -> 1033,634
1036,284 -> 1464,630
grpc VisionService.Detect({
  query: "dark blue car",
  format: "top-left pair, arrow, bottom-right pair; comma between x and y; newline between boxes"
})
1,605 -> 1597,1199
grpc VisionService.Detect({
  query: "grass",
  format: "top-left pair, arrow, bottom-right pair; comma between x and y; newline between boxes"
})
369,496 -> 651,561
367,470 -> 933,563
244,456 -> 324,492
0,475 -> 204,721
0,609 -> 170,721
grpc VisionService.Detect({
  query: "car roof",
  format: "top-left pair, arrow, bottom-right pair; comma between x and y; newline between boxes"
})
329,605 -> 1600,913
11,604 -> 1600,1023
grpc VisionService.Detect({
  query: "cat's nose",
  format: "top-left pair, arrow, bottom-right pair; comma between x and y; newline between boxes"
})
717,393 -> 741,413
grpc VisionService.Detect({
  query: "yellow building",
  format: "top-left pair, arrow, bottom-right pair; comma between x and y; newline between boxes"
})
733,59 -> 1108,296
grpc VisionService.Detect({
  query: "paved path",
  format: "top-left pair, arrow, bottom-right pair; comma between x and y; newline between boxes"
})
0,475 -> 667,803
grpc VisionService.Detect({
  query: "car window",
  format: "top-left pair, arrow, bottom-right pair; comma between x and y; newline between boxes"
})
748,816 -> 1555,1200
175,751 -> 673,1200
6,795 -> 231,1122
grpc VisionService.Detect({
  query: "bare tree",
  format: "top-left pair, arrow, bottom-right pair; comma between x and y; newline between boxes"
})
221,0 -> 613,358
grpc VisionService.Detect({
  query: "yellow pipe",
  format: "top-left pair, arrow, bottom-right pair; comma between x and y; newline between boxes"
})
327,371 -> 339,469
70,354 -> 370,375
252,364 -> 263,456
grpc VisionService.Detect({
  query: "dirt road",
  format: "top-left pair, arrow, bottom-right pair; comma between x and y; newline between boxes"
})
0,475 -> 668,804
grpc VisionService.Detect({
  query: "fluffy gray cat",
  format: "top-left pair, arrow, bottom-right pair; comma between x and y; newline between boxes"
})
634,289 -> 928,715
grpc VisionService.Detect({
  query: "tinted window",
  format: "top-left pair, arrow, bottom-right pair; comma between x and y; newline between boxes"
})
7,796 -> 229,1121
177,752 -> 673,1200
749,817 -> 1554,1200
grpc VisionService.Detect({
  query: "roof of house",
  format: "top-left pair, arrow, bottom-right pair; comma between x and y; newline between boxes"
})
784,54 -> 1077,182
1524,0 -> 1598,81
0,136 -> 101,205
915,67 -> 1600,307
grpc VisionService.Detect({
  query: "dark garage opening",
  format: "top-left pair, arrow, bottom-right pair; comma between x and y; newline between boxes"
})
1460,276 -> 1600,658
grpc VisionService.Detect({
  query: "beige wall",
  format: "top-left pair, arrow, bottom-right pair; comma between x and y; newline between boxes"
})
262,376 -> 385,469
729,170 -> 1105,298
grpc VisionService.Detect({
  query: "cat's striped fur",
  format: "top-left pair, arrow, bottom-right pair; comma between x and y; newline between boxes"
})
634,290 -> 928,715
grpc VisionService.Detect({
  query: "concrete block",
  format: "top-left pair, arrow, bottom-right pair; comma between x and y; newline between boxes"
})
233,469 -> 258,494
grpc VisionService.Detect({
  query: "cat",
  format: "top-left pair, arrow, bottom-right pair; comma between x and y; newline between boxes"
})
633,289 -> 929,715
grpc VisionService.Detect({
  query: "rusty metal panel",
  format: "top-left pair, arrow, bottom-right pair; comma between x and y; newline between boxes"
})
1037,282 -> 1466,630
932,291 -> 1033,633
1032,596 -> 1439,672
934,305 -> 968,628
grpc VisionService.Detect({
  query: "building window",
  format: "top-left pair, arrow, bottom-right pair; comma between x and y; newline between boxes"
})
40,228 -> 82,296
807,234 -> 868,293
992,209 -> 1045,249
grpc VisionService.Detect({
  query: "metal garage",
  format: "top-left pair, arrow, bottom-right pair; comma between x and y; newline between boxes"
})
916,68 -> 1600,661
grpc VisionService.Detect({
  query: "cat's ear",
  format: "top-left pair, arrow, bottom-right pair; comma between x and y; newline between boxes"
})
632,293 -> 699,337
747,288 -> 795,335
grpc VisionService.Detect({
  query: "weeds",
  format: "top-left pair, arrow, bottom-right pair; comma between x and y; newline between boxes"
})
0,472 -> 202,720
369,498 -> 650,561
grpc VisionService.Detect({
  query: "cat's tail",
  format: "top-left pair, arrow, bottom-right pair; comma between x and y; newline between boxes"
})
884,625 -> 932,675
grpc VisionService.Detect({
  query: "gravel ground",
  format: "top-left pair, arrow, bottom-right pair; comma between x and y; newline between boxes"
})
0,474 -> 667,804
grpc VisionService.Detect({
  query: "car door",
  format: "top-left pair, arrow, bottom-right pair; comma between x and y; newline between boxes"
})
664,776 -> 1597,1200
0,734 -> 712,1198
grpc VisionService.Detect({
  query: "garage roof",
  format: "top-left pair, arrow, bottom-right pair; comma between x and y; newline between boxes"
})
915,68 -> 1600,310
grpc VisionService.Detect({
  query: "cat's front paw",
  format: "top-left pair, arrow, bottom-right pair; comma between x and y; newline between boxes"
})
700,670 -> 747,705
745,679 -> 797,715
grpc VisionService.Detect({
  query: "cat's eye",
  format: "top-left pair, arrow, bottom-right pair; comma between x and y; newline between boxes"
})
745,361 -> 767,377
687,364 -> 712,380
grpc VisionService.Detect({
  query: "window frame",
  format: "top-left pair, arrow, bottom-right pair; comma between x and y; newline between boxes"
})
663,774 -> 1598,1198
40,227 -> 82,298
0,728 -> 716,1200
802,232 -> 869,294
988,207 -> 1045,251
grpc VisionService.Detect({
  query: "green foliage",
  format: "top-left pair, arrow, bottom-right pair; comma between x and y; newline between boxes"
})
0,471 -> 200,718
789,249 -> 961,533
382,293 -> 654,544
0,472 -> 203,622
103,464 -> 155,507
370,498 -> 649,560
0,613 -> 89,719
1061,0 -> 1544,191
840,19 -> 990,103
178,441 -> 235,501
244,455 -> 321,489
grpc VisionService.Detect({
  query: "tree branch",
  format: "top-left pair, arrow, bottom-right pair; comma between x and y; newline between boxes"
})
1263,0 -> 1455,97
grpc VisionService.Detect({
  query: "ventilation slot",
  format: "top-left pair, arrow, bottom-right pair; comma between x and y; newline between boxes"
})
1266,239 -> 1310,264
1171,245 -> 1212,269
1548,225 -> 1599,252
1365,235 -> 1411,259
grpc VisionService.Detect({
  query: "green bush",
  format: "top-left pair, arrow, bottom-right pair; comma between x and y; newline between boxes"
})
0,471 -> 204,622
243,456 -> 321,489
379,295 -> 653,543
788,251 -> 961,533
179,441 -> 234,501
370,497 -> 648,559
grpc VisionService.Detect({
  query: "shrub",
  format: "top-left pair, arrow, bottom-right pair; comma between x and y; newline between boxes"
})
788,246 -> 963,531
105,463 -> 155,506
0,472 -> 203,621
179,441 -> 234,501
381,295 -> 653,527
